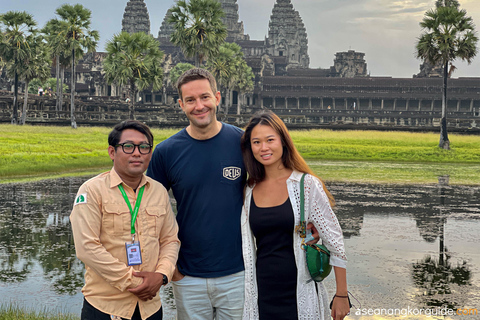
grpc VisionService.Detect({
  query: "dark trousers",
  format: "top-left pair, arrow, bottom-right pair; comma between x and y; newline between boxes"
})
81,298 -> 162,320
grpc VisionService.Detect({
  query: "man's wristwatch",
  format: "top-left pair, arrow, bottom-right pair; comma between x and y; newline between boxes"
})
163,274 -> 168,285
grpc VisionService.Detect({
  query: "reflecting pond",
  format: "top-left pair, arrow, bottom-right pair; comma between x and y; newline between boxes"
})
0,177 -> 479,320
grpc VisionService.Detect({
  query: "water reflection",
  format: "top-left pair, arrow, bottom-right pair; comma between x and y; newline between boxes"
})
326,181 -> 480,318
0,179 -> 81,292
0,177 -> 479,319
411,178 -> 472,310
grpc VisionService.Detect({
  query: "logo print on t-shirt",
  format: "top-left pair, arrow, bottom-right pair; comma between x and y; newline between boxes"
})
223,166 -> 241,181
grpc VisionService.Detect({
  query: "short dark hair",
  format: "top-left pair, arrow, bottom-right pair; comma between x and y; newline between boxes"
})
108,120 -> 154,148
176,68 -> 217,101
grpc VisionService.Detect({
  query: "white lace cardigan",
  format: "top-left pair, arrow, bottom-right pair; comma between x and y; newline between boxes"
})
241,170 -> 347,320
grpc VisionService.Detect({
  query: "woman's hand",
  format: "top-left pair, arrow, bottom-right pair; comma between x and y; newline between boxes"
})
306,222 -> 319,245
331,295 -> 351,320
332,267 -> 349,319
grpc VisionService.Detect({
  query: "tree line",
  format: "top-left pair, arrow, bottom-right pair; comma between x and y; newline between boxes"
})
1,0 -> 477,151
0,0 -> 254,127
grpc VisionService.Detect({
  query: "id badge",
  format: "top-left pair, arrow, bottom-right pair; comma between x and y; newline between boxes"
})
125,241 -> 142,266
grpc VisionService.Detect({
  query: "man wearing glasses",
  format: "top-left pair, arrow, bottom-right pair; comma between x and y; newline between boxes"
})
70,120 -> 180,320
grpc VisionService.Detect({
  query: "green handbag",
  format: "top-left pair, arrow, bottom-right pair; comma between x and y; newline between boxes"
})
298,173 -> 332,282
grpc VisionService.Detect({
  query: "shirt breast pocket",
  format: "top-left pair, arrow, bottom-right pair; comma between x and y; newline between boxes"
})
144,207 -> 166,238
103,204 -> 130,237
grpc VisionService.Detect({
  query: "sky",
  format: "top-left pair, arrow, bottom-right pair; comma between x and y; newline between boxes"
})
2,0 -> 480,78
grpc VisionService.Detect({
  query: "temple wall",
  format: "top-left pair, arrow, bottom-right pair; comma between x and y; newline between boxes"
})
1,91 -> 478,132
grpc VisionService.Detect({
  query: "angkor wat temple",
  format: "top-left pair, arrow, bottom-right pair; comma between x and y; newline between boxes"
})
1,0 -> 479,131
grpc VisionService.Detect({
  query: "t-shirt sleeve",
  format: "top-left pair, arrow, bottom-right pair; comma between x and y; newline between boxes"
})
147,145 -> 171,191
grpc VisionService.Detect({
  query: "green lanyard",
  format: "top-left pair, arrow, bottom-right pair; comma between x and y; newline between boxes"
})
118,184 -> 145,242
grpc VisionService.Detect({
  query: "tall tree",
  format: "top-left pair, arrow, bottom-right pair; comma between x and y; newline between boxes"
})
54,4 -> 99,128
206,42 -> 254,115
169,62 -> 195,89
0,11 -> 37,125
169,0 -> 227,67
17,34 -> 51,125
42,19 -> 71,113
416,1 -> 478,149
207,43 -> 236,114
104,31 -> 164,120
234,59 -> 254,114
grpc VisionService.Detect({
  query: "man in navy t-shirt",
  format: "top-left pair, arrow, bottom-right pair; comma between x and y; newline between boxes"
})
147,68 -> 246,319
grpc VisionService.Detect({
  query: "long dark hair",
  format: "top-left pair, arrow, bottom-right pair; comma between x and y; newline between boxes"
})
241,110 -> 335,207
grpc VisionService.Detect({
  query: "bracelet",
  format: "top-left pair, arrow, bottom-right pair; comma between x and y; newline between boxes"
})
334,294 -> 349,298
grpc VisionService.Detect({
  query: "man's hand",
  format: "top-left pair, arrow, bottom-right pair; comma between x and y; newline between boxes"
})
306,223 -> 320,245
171,267 -> 185,282
128,271 -> 164,301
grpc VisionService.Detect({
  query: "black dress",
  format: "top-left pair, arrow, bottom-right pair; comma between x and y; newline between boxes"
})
249,196 -> 298,320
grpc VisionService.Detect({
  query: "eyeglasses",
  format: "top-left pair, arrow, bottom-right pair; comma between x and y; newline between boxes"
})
115,143 -> 152,154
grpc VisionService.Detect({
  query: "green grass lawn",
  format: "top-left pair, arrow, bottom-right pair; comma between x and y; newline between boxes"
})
0,304 -> 78,320
1,124 -> 479,184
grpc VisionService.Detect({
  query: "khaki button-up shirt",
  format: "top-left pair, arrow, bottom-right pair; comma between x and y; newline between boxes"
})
70,168 -> 180,319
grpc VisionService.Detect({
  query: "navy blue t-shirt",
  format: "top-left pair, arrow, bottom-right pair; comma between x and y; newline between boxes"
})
147,123 -> 246,277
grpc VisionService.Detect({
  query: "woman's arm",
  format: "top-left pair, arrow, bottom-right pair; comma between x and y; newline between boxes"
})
305,175 -> 350,318
331,266 -> 350,320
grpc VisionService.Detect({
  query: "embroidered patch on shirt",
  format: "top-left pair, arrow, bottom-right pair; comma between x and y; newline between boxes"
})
74,193 -> 87,206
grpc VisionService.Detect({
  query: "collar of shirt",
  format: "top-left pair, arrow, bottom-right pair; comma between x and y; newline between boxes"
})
109,167 -> 149,191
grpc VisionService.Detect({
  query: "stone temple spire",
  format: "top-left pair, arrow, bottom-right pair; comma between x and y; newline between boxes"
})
122,0 -> 150,35
266,0 -> 309,68
158,8 -> 175,45
218,0 -> 249,41
158,0 -> 249,43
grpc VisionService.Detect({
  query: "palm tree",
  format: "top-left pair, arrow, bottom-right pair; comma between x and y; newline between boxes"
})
54,4 -> 99,128
104,32 -> 164,120
234,60 -> 254,114
416,1 -> 478,149
206,43 -> 235,114
412,255 -> 471,308
435,0 -> 459,7
170,62 -> 195,89
0,11 -> 37,125
18,34 -> 51,125
206,42 -> 254,115
42,19 -> 71,113
168,0 -> 227,67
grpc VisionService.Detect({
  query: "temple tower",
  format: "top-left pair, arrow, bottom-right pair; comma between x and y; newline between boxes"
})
158,0 -> 248,43
158,9 -> 175,45
218,0 -> 249,41
266,0 -> 309,68
330,50 -> 368,78
414,62 -> 443,78
122,0 -> 150,34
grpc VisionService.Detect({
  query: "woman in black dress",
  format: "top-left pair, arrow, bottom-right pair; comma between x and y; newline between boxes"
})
240,110 -> 350,320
